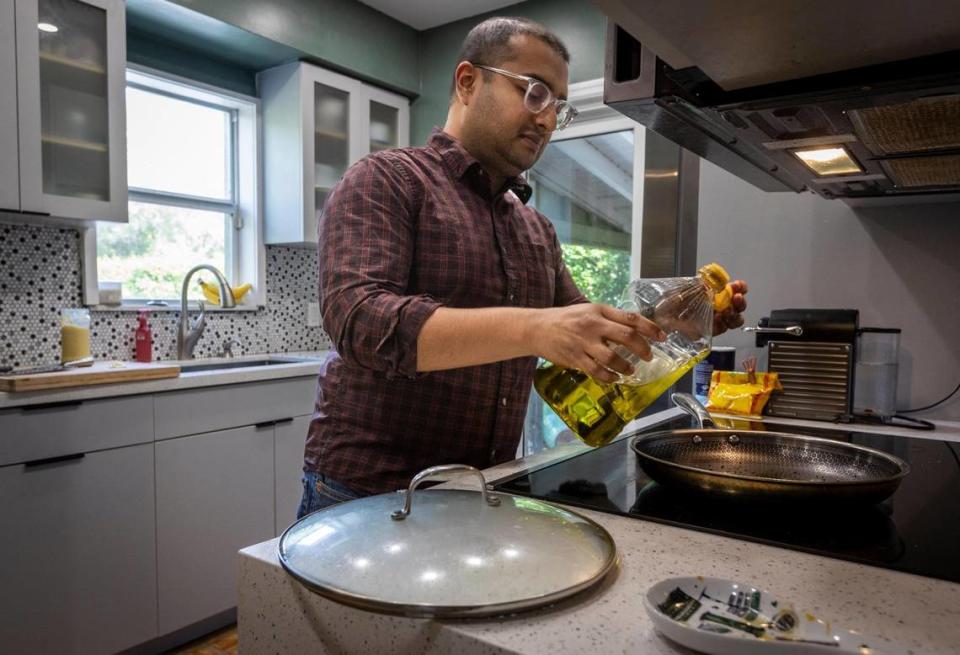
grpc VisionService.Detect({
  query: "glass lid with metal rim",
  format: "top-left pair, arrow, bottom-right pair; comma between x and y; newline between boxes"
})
278,465 -> 618,618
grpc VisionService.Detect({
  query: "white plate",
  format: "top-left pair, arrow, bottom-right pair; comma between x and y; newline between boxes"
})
645,576 -> 887,655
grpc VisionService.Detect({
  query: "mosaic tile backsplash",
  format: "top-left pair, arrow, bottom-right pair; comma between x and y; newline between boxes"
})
0,222 -> 332,367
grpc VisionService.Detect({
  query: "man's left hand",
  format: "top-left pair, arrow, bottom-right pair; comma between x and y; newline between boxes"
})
713,280 -> 748,336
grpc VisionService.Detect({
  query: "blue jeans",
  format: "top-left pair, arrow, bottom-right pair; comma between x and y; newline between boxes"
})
296,470 -> 365,519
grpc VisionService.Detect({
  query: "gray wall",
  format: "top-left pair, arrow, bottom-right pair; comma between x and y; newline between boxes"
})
698,160 -> 960,420
413,0 -> 607,145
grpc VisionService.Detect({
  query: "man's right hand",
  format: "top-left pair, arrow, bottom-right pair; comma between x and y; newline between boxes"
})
530,304 -> 666,384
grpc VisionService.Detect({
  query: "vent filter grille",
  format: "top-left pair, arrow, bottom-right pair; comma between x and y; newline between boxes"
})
852,96 -> 960,155
885,155 -> 960,187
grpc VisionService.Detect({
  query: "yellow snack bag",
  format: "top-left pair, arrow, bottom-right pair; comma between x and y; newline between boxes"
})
705,370 -> 782,417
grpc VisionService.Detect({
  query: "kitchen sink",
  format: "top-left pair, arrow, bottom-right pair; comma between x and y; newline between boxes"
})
178,357 -> 313,373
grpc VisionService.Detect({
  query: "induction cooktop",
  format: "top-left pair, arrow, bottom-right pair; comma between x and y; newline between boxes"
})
495,416 -> 960,583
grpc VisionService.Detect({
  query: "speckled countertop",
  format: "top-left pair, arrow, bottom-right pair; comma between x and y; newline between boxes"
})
237,410 -> 960,655
0,350 -> 329,409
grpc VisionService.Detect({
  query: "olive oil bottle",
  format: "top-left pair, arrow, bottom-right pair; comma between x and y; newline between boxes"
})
533,353 -> 707,448
534,263 -> 732,448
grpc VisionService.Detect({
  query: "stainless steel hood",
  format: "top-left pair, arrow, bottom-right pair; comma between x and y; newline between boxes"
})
595,1 -> 960,203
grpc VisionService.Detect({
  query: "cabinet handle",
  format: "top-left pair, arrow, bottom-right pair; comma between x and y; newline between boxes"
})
274,417 -> 294,425
21,400 -> 83,412
24,452 -> 86,468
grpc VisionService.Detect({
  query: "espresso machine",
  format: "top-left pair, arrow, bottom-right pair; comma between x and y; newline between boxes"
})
746,309 -> 859,421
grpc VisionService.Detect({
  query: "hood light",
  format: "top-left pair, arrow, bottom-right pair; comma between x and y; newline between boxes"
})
38,22 -> 58,33
793,146 -> 862,176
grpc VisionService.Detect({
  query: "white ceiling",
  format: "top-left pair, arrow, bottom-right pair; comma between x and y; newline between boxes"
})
358,0 -> 521,30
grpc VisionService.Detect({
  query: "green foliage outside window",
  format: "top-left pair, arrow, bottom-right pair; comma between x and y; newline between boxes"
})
561,243 -> 631,307
97,202 -> 226,300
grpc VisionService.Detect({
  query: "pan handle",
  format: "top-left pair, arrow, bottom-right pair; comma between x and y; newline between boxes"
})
671,392 -> 716,429
391,464 -> 501,520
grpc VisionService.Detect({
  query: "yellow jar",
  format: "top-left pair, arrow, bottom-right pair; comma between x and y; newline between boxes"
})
61,308 -> 91,364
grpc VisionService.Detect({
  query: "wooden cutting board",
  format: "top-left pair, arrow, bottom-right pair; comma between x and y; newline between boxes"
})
0,361 -> 181,392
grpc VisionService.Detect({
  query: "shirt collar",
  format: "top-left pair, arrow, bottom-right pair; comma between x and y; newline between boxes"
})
428,128 -> 533,204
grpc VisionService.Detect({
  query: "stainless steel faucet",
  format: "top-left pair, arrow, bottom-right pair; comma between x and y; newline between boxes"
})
177,265 -> 236,359
220,337 -> 243,358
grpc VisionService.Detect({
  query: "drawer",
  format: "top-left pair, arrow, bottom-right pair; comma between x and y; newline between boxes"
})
0,395 -> 154,466
154,377 -> 316,439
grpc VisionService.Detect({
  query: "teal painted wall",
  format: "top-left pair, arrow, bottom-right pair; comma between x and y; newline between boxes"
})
127,28 -> 257,96
413,0 -> 607,145
168,0 -> 420,96
127,0 -> 603,140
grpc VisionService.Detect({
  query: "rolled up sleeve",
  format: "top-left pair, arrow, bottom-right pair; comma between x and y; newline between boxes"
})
318,154 -> 441,378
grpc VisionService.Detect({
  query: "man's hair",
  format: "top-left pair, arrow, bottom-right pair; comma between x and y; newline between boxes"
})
449,17 -> 570,100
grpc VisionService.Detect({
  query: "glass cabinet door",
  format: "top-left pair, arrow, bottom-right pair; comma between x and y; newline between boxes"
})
313,82 -> 350,224
16,0 -> 127,221
0,0 -> 19,211
365,87 -> 409,156
369,100 -> 399,153
37,0 -> 110,200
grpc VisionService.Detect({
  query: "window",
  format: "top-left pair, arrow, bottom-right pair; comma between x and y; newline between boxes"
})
83,66 -> 262,307
521,80 -> 643,456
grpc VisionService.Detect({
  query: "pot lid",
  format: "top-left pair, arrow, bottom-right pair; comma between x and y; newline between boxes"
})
278,465 -> 618,617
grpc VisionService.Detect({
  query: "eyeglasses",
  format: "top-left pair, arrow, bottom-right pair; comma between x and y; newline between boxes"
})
473,64 -> 578,131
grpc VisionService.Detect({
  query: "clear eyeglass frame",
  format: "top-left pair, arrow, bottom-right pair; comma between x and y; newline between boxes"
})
473,64 -> 579,131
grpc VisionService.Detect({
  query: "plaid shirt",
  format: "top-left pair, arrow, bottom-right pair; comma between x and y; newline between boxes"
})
305,129 -> 586,495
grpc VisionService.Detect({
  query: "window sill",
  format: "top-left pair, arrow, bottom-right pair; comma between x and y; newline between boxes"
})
88,303 -> 263,313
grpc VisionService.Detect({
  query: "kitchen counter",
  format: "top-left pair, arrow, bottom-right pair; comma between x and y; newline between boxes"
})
0,350 -> 329,409
237,409 -> 960,655
709,411 -> 960,444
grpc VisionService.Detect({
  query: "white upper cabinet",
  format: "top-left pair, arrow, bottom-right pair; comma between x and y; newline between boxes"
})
259,61 -> 409,244
0,0 -> 20,212
14,0 -> 127,222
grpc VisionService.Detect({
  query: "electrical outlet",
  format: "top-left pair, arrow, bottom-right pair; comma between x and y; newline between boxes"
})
307,301 -> 321,328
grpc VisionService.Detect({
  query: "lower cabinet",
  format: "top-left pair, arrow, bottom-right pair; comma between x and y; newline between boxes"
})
156,424 -> 276,635
0,377 -> 315,649
0,443 -> 158,655
275,415 -> 312,535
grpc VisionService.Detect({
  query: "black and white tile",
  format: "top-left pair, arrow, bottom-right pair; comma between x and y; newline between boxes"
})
0,222 -> 331,367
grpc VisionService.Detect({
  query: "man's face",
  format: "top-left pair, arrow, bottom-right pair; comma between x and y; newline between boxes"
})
464,35 -> 569,179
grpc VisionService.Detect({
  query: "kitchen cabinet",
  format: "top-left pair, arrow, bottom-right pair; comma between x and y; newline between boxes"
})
154,376 -> 316,440
0,443 -> 158,654
259,61 -> 409,244
156,424 -> 276,634
274,414 -> 311,535
0,394 -> 154,466
151,377 -> 314,632
0,0 -> 19,212
13,0 -> 127,222
0,375 -> 316,649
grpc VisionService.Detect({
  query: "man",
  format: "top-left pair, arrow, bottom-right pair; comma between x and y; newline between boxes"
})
298,17 -> 747,517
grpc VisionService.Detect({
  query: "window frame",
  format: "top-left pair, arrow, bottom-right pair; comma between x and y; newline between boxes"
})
81,64 -> 265,310
533,78 -> 646,279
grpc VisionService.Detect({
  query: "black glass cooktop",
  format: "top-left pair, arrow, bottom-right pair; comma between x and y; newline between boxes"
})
496,416 -> 960,584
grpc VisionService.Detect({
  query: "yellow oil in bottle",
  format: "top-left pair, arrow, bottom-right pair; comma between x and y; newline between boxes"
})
533,352 -> 707,448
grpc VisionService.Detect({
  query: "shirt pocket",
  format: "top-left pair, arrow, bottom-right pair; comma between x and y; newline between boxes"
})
517,240 -> 556,308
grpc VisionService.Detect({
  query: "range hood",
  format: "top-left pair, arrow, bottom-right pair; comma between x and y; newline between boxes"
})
596,1 -> 960,203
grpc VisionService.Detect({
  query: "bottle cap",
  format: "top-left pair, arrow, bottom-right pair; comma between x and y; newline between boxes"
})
698,263 -> 733,311
697,263 -> 730,291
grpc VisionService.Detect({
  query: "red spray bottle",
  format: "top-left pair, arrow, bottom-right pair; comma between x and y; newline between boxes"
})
135,309 -> 153,363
